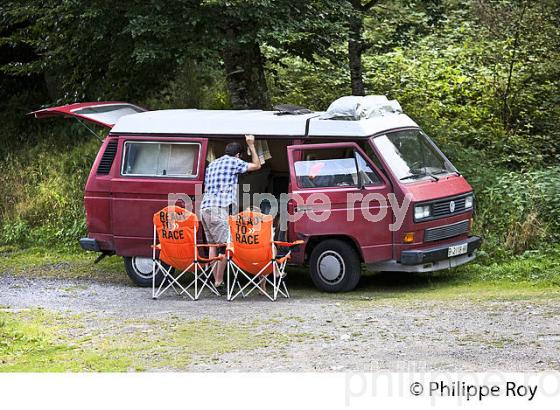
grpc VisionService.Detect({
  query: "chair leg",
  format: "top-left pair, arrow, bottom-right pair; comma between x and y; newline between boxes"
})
155,265 -> 195,300
227,261 -> 285,302
152,260 -> 156,300
227,269 -> 244,300
196,265 -> 220,298
226,260 -> 232,301
273,267 -> 278,301
276,261 -> 289,298
153,264 -> 170,299
194,263 -> 199,300
229,265 -> 260,301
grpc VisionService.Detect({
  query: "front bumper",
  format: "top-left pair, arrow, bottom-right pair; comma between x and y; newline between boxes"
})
401,236 -> 482,265
367,236 -> 482,273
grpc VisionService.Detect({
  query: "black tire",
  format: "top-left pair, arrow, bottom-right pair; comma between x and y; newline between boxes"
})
309,239 -> 361,292
123,256 -> 167,287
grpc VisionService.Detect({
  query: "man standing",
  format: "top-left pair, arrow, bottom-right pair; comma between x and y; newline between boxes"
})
200,134 -> 261,290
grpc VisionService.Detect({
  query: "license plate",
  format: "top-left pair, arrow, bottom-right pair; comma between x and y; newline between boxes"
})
448,243 -> 468,257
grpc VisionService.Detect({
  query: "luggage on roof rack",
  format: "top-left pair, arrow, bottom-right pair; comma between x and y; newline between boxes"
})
320,95 -> 402,120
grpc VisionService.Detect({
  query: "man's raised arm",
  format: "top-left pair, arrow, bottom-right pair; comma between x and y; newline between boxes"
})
245,134 -> 261,172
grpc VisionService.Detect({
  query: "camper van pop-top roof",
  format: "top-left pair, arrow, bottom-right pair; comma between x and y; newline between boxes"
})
31,95 -> 418,138
109,95 -> 417,137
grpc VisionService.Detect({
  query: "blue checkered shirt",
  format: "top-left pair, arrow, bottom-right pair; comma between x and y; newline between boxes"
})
201,155 -> 249,209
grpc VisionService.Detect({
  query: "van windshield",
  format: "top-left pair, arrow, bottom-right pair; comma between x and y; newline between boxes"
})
372,130 -> 457,183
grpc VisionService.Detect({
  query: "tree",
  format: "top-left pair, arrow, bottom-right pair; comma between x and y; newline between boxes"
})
472,0 -> 560,163
200,0 -> 347,109
346,0 -> 446,96
1,0 -> 347,110
347,0 -> 379,96
0,0 -> 196,103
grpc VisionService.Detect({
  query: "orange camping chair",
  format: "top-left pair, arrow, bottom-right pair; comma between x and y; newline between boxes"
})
152,206 -> 222,300
225,210 -> 303,301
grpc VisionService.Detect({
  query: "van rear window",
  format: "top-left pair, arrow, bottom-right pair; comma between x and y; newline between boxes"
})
122,141 -> 199,178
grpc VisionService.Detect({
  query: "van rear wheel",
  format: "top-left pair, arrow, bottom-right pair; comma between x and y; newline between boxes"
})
123,256 -> 166,287
309,239 -> 361,292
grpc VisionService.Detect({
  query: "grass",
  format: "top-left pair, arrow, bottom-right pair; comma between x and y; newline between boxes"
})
0,245 -> 125,283
0,308 -> 131,371
0,245 -> 558,371
288,246 -> 560,303
1,245 -> 559,301
0,308 -> 307,372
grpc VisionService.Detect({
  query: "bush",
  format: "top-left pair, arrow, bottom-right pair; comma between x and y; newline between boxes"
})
0,130 -> 98,247
474,167 -> 560,256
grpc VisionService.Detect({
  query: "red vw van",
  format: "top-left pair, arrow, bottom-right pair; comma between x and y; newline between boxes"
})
32,99 -> 481,292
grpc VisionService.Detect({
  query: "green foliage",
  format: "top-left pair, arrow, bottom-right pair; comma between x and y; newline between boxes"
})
0,309 -> 134,372
456,246 -> 560,287
1,0 -> 348,104
268,1 -> 559,170
0,308 -> 307,371
144,60 -> 230,110
474,167 -> 560,256
0,133 -> 98,247
268,51 -> 350,110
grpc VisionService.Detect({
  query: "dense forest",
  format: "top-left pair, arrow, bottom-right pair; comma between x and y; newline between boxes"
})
0,0 -> 559,271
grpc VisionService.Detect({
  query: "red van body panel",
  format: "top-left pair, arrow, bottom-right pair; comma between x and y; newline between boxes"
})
285,142 -> 476,265
83,138 -> 115,251
84,135 -> 207,257
30,102 -> 146,128
401,175 -> 472,202
287,142 -> 394,265
83,134 -> 477,266
391,175 -> 474,261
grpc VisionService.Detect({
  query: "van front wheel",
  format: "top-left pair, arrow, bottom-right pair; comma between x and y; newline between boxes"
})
123,256 -> 166,287
309,239 -> 361,292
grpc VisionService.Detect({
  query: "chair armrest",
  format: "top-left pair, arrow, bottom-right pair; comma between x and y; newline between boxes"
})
196,243 -> 226,248
273,240 -> 304,248
199,255 -> 225,262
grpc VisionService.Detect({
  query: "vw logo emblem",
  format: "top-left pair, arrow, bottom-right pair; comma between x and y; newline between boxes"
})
449,200 -> 456,213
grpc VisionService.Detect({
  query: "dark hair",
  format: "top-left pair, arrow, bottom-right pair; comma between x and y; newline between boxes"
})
225,142 -> 243,156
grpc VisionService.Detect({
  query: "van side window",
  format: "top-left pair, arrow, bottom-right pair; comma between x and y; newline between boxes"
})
122,142 -> 199,178
294,149 -> 355,188
294,148 -> 382,189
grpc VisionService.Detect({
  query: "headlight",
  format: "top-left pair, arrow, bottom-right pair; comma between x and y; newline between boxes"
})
464,195 -> 474,209
414,204 -> 431,220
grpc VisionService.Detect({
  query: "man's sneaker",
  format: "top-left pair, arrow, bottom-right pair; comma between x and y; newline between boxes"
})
215,283 -> 226,296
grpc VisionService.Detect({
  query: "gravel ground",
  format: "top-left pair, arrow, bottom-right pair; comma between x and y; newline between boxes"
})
1,274 -> 559,371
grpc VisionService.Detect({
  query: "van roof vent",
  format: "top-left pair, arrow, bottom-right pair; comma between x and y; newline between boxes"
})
273,104 -> 313,115
96,140 -> 118,175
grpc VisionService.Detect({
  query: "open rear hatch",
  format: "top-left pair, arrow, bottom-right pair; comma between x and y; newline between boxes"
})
30,102 -> 147,129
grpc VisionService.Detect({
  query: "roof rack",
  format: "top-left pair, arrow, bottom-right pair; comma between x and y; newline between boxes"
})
273,104 -> 313,115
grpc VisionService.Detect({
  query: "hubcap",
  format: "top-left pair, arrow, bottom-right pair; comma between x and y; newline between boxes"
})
317,251 -> 345,285
132,257 -> 155,279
